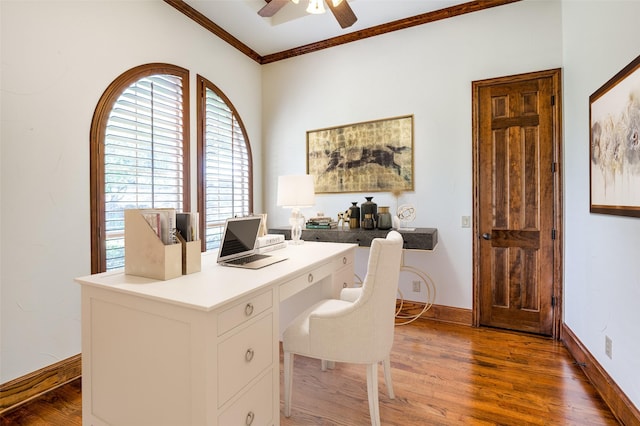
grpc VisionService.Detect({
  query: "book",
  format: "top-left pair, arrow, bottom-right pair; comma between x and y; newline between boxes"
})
141,212 -> 161,239
308,216 -> 333,223
177,212 -> 199,242
306,223 -> 337,229
256,234 -> 285,248
139,208 -> 177,245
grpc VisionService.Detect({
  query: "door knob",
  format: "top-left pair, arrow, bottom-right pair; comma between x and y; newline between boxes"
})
482,233 -> 491,240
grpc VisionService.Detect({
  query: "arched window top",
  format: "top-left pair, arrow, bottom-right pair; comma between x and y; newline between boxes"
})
197,75 -> 253,252
93,64 -> 189,120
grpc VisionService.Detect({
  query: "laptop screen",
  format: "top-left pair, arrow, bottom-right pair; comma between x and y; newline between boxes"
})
218,216 -> 262,260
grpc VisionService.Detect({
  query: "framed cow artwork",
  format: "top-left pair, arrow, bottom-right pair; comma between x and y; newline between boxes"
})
306,115 -> 414,193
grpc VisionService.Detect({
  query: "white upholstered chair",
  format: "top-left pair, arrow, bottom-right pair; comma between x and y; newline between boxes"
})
282,231 -> 404,426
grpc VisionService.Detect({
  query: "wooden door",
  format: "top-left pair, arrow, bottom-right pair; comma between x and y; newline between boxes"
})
472,69 -> 562,337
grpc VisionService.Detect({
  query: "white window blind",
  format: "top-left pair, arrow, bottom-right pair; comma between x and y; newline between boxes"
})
104,74 -> 184,270
204,87 -> 250,251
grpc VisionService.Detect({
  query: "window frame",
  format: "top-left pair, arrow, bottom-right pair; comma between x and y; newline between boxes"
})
90,63 -> 190,273
196,75 -> 253,252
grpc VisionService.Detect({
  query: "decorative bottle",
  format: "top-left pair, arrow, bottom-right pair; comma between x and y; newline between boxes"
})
363,213 -> 375,230
361,197 -> 378,223
377,206 -> 392,230
348,202 -> 360,229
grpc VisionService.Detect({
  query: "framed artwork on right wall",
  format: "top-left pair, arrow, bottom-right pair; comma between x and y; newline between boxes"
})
590,53 -> 640,217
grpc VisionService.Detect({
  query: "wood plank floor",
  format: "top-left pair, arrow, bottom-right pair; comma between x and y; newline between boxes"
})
1,320 -> 619,425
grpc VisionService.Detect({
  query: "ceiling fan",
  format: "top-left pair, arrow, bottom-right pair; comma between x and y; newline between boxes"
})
258,0 -> 358,29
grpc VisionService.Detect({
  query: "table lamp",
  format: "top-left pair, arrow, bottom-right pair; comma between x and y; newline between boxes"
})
277,175 -> 315,244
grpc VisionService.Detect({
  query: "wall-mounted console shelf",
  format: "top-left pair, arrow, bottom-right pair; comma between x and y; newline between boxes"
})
268,227 -> 438,251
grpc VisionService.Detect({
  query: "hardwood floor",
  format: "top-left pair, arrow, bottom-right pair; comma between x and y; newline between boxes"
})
1,320 -> 619,425
0,378 -> 81,426
281,320 -> 619,425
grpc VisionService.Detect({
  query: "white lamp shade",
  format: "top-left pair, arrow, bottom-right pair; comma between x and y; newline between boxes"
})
277,175 -> 316,208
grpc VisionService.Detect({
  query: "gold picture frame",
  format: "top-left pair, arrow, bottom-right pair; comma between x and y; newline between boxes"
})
306,115 -> 414,194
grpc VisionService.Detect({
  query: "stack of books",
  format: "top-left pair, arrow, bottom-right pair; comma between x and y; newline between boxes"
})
140,209 -> 200,245
306,217 -> 338,229
256,234 -> 287,253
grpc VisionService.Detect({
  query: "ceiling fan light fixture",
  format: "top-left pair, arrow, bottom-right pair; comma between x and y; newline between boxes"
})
290,0 -> 300,4
306,0 -> 326,14
332,0 -> 343,6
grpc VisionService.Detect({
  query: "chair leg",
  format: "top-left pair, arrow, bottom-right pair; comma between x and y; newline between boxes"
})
383,357 -> 395,399
284,352 -> 294,417
366,363 -> 381,426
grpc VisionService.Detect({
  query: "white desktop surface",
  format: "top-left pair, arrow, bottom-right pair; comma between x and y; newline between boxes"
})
75,241 -> 352,311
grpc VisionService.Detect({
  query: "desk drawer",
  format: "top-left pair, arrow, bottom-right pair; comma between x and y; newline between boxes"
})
333,249 -> 355,297
218,290 -> 273,336
333,250 -> 354,270
218,314 -> 273,407
279,261 -> 334,302
218,371 -> 273,426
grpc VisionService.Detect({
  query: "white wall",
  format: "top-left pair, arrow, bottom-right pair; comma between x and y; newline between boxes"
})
262,0 -> 563,307
561,0 -> 640,409
0,1 -> 262,383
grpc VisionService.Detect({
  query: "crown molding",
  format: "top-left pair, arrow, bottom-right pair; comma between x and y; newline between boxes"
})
164,0 -> 521,65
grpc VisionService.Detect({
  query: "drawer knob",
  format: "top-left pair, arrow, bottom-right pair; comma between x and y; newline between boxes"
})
244,303 -> 254,316
307,273 -> 313,283
245,411 -> 255,426
245,348 -> 255,362
342,256 -> 347,265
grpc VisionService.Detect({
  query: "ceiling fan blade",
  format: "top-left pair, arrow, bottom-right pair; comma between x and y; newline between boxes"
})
326,0 -> 357,29
258,0 -> 289,18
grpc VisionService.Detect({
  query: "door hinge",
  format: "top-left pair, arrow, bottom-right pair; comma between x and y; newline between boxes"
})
551,95 -> 555,106
551,162 -> 557,173
551,295 -> 557,307
552,229 -> 556,240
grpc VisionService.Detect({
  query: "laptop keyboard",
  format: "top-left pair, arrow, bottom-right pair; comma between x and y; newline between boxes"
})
226,253 -> 269,265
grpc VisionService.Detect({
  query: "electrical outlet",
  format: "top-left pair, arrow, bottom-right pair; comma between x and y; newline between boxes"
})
412,280 -> 421,292
605,336 -> 612,359
461,216 -> 471,228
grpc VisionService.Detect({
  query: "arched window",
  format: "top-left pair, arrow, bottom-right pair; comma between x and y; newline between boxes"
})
90,63 -> 190,273
197,75 -> 253,251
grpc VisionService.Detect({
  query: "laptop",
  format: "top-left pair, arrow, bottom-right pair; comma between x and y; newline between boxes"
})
217,216 -> 287,269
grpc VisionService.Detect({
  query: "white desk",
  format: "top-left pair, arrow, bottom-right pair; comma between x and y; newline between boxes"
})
76,242 -> 356,426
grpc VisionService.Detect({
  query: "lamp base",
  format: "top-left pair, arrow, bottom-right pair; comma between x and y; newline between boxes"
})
289,211 -> 305,245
